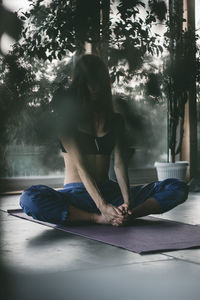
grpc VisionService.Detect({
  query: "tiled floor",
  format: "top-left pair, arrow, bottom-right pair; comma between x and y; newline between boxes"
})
0,192 -> 200,300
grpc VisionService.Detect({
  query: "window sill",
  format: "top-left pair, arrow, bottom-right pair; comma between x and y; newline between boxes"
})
0,176 -> 64,193
0,167 -> 158,193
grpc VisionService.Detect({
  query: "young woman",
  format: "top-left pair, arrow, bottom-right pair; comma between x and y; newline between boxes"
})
20,54 -> 189,227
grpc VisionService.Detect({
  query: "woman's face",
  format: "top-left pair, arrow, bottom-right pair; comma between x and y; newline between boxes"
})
87,85 -> 98,101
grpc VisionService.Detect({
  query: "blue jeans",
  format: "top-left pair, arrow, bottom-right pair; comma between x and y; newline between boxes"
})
19,178 -> 189,225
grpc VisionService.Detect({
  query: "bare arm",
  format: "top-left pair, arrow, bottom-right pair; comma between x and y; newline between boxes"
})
113,114 -> 131,205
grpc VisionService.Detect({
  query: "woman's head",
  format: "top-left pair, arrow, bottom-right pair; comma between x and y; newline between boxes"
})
70,54 -> 114,120
51,54 -> 115,137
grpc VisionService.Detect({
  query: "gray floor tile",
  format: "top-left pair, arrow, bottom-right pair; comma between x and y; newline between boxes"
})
0,194 -> 21,211
1,259 -> 200,300
152,192 -> 200,225
163,248 -> 200,264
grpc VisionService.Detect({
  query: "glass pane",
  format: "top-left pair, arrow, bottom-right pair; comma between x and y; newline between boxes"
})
1,0 -> 168,178
196,0 -> 200,172
110,0 -> 168,168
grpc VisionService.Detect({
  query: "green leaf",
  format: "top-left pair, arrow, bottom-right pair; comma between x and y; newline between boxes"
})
57,52 -> 62,60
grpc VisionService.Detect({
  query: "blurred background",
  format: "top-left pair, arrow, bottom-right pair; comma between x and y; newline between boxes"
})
0,0 -> 199,189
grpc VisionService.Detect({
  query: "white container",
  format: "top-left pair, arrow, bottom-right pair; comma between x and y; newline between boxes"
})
154,161 -> 189,181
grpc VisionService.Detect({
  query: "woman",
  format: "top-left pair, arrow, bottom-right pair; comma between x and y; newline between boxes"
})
20,54 -> 189,227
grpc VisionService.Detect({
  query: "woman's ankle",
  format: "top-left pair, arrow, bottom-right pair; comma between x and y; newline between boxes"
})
92,213 -> 102,224
67,205 -> 100,223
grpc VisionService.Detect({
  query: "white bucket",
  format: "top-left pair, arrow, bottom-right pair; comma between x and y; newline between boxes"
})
154,161 -> 189,181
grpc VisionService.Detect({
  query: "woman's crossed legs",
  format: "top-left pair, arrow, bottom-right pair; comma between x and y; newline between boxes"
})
19,178 -> 189,226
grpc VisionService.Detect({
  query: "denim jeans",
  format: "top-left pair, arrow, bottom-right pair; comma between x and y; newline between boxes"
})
20,178 -> 189,225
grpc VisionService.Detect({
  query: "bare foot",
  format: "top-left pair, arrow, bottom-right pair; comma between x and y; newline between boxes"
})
93,213 -> 110,225
93,213 -> 127,226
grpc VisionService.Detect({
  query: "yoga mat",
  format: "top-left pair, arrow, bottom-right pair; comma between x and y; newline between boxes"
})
7,209 -> 200,254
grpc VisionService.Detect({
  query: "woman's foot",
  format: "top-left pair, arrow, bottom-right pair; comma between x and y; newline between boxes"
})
67,204 -> 111,225
67,204 -> 125,226
93,213 -> 110,225
94,213 -> 129,226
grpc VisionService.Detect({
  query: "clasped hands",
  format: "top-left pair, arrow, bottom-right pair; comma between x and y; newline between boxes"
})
100,203 -> 132,227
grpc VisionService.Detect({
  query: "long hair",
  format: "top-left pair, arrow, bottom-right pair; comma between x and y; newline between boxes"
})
51,54 -> 115,138
70,54 -> 115,130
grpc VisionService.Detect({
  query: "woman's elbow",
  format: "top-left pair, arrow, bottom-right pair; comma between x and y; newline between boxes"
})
114,162 -> 123,171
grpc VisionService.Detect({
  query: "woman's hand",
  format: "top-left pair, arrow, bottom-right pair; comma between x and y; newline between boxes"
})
117,203 -> 132,225
118,203 -> 132,216
100,204 -> 125,226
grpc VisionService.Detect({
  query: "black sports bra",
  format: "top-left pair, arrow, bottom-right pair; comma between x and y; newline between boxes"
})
59,128 -> 116,155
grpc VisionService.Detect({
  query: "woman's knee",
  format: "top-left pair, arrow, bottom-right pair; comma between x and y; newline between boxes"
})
161,178 -> 188,198
178,181 -> 189,204
20,185 -> 52,216
20,185 -> 68,224
168,179 -> 189,204
153,179 -> 189,213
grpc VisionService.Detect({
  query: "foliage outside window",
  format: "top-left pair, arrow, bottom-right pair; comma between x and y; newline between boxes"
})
1,0 -> 193,177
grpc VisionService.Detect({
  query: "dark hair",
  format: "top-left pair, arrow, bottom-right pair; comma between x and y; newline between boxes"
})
70,54 -> 115,128
51,54 -> 115,137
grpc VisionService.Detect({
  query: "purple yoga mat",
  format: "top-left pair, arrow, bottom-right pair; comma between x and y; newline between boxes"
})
7,209 -> 200,253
